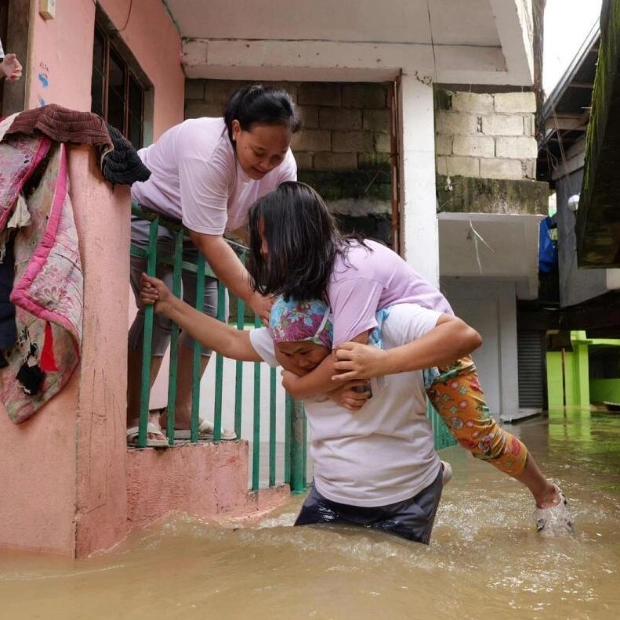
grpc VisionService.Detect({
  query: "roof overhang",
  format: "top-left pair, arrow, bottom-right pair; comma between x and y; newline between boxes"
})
165,0 -> 535,85
577,0 -> 620,266
438,212 -> 544,299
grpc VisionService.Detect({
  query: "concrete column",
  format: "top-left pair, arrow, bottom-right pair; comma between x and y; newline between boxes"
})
499,282 -> 519,418
69,146 -> 131,557
398,74 -> 439,286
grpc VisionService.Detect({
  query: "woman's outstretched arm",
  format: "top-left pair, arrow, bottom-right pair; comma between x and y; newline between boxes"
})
140,273 -> 262,362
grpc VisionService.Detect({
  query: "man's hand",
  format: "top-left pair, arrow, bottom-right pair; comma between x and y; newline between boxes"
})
1,54 -> 22,81
333,341 -> 389,381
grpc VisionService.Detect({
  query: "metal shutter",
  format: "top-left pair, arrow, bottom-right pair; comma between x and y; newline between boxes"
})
517,330 -> 547,409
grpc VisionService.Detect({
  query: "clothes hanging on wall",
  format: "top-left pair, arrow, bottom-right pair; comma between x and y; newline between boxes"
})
0,104 -> 151,422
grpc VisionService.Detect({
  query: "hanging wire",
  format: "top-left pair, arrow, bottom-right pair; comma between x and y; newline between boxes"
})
468,219 -> 495,274
118,0 -> 134,32
425,0 -> 437,78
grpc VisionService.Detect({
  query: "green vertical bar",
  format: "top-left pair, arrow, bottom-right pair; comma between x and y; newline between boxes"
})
302,404 -> 308,488
166,230 -> 184,445
284,394 -> 292,485
213,281 -> 226,442
234,298 -> 245,440
191,253 -> 206,443
269,366 -> 277,487
290,398 -> 305,494
252,316 -> 261,491
138,218 -> 160,448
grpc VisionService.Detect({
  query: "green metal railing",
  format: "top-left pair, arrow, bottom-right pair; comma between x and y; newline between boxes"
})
428,402 -> 457,451
129,204 -> 307,493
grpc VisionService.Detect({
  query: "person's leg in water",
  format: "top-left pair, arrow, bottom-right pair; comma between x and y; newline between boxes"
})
427,355 -> 573,534
295,472 -> 443,545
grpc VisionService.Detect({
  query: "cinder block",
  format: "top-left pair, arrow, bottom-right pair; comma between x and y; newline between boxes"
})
184,101 -> 223,120
436,156 -> 449,176
481,115 -> 524,136
298,106 -> 319,129
362,109 -> 391,132
293,152 -> 313,170
291,129 -> 331,152
451,92 -> 494,114
435,135 -> 453,156
358,152 -> 392,168
313,152 -> 358,170
495,136 -> 538,159
298,83 -> 342,107
443,156 -> 480,177
204,80 -> 248,104
342,84 -> 388,109
524,114 -> 536,137
332,131 -> 375,153
185,80 -> 206,100
436,111 -> 479,136
319,108 -> 362,130
452,135 -> 495,158
480,158 -> 524,180
374,133 -> 392,153
522,160 -> 536,179
493,92 -> 537,114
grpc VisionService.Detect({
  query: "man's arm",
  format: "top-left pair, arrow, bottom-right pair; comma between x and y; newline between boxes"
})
141,273 -> 262,362
189,230 -> 272,324
333,314 -> 482,381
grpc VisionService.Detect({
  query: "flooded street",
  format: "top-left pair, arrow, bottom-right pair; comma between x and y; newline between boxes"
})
1,408 -> 619,619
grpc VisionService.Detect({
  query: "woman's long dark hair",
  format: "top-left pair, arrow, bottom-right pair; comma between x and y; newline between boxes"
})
223,85 -> 302,141
247,182 -> 364,301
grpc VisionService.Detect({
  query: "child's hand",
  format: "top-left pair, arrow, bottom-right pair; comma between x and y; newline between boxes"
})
327,380 -> 371,411
280,369 -> 301,395
332,342 -> 389,381
140,273 -> 171,312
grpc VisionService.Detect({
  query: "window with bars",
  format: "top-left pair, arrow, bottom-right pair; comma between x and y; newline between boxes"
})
91,23 -> 145,148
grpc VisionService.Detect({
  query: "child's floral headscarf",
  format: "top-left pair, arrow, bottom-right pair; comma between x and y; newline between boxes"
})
269,298 -> 333,348
268,296 -> 388,349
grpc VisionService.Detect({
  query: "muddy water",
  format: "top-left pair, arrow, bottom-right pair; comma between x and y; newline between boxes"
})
1,408 -> 619,620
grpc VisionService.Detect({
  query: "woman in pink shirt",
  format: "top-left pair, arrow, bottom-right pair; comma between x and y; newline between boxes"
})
127,86 -> 300,447
246,181 -> 573,536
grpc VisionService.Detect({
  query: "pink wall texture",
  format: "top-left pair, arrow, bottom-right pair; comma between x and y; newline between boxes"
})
28,0 -> 185,136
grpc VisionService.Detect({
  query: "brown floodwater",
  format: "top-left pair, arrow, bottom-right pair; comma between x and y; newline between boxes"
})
1,408 -> 619,619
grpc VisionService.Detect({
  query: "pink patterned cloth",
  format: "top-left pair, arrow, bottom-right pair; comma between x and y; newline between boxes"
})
0,135 -> 82,423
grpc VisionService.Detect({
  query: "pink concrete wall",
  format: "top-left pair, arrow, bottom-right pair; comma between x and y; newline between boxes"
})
68,146 -> 132,558
127,442 -> 289,528
28,0 -> 185,137
0,376 -> 79,555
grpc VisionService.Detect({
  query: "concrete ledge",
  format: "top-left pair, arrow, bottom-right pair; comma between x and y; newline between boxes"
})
126,441 -> 290,529
437,174 -> 548,215
500,408 -> 542,423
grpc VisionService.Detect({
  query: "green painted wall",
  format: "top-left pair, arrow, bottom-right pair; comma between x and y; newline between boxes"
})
546,332 -> 591,408
546,332 -> 620,407
591,379 -> 620,404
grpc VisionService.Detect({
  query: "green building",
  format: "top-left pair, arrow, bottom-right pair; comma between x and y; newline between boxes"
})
547,332 -> 620,408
